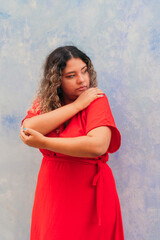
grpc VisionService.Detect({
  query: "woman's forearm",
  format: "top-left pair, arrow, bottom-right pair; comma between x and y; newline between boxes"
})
22,88 -> 104,136
43,136 -> 101,158
23,102 -> 80,135
20,125 -> 111,157
43,129 -> 111,158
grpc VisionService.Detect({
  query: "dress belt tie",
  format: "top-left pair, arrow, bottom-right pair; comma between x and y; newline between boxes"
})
43,154 -> 106,226
92,160 -> 105,226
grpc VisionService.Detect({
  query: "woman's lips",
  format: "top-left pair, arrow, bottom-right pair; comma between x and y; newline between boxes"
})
76,86 -> 87,91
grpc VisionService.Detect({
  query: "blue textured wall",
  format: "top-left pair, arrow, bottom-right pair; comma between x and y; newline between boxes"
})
0,1 -> 160,239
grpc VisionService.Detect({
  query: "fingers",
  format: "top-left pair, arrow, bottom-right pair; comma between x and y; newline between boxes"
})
20,127 -> 34,146
20,127 -> 29,140
20,127 -> 32,141
86,87 -> 102,92
87,87 -> 104,99
74,87 -> 105,110
86,87 -> 104,95
22,127 -> 37,136
23,128 -> 31,135
20,130 -> 24,140
20,130 -> 27,143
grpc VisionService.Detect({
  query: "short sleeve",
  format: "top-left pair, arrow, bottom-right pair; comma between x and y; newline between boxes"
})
85,94 -> 121,153
21,99 -> 41,126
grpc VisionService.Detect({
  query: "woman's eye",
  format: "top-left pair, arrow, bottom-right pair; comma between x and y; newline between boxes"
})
82,69 -> 88,74
66,75 -> 75,78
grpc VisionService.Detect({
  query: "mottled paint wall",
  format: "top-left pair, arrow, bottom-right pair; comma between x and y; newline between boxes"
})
0,0 -> 160,239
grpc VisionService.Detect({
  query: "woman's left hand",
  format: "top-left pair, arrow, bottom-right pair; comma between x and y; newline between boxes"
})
20,126 -> 46,149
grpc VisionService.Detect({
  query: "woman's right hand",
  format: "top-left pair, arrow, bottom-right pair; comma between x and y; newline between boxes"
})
73,87 -> 104,112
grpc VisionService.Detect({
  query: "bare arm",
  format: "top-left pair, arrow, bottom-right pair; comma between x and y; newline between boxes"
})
43,126 -> 111,157
23,101 -> 81,135
22,88 -> 104,135
20,126 -> 111,158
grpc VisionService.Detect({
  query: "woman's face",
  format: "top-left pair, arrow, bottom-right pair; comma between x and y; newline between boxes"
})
61,58 -> 90,104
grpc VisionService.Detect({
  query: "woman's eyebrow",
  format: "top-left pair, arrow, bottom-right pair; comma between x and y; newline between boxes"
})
81,65 -> 87,70
64,65 -> 87,75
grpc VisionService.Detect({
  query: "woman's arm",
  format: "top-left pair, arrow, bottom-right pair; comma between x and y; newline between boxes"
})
22,88 -> 104,135
20,126 -> 111,158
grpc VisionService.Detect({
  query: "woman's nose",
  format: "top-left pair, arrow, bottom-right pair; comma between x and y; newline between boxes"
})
77,73 -> 84,83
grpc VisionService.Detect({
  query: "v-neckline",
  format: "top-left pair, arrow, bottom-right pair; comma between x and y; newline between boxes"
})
63,120 -> 70,130
59,120 -> 70,134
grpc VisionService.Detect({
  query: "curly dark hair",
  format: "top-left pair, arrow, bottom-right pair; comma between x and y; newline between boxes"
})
34,46 -> 97,113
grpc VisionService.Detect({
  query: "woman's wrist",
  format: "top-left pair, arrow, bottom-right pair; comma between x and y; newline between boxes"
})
72,99 -> 84,112
42,136 -> 48,149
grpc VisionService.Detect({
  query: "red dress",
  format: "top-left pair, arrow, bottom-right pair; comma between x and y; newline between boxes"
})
21,94 -> 124,240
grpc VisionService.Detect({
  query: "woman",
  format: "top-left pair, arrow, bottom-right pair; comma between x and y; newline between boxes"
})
20,46 -> 124,240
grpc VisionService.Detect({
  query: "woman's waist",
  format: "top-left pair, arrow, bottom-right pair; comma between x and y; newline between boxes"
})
42,152 -> 108,165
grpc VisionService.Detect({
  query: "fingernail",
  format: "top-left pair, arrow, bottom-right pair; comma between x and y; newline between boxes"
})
23,128 -> 26,130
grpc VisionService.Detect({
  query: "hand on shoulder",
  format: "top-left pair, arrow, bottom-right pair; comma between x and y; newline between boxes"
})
73,87 -> 104,112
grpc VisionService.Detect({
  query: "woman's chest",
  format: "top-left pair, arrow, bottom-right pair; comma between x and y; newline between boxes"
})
46,111 -> 87,138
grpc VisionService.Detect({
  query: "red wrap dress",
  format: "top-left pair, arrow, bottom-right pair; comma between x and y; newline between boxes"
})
21,94 -> 124,240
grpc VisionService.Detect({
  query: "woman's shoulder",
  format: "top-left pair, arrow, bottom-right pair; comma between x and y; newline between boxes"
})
27,98 -> 42,114
22,98 -> 41,122
86,93 -> 110,112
